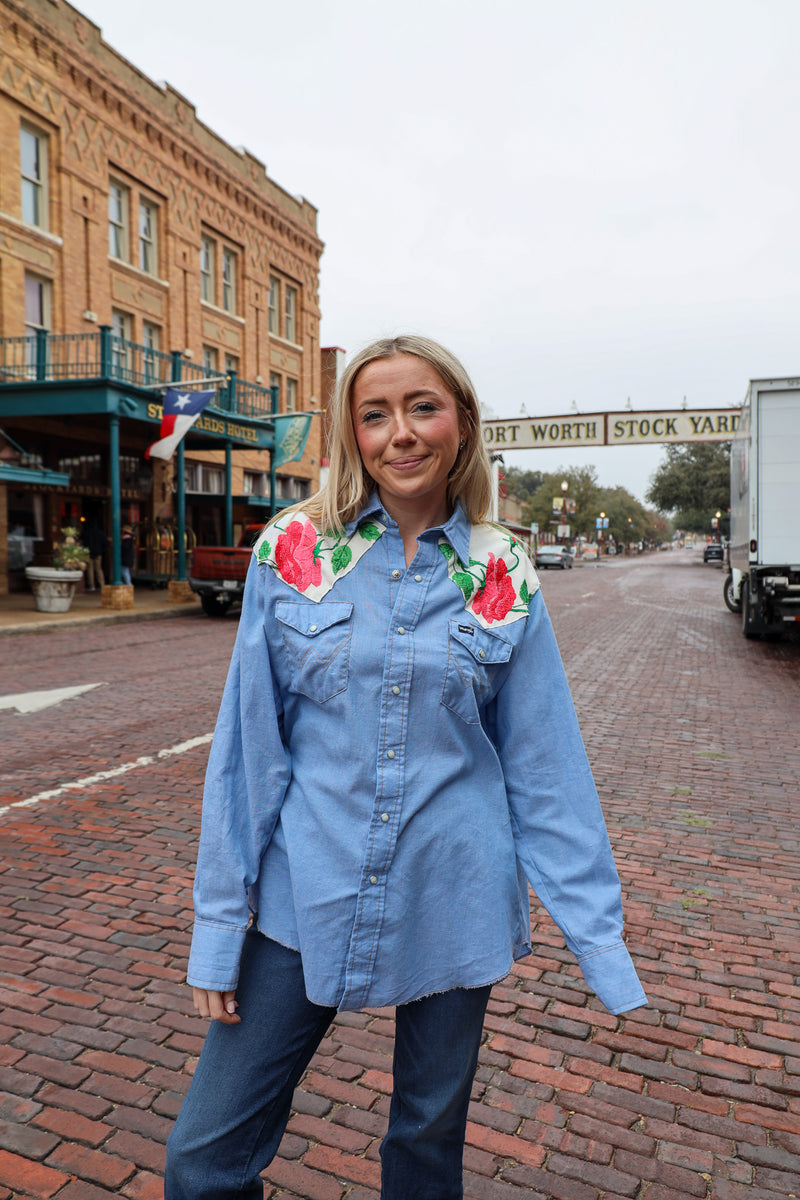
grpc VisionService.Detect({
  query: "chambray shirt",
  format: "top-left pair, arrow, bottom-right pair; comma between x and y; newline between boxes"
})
187,497 -> 646,1015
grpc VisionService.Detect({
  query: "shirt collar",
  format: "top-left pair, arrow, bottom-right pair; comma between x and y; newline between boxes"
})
344,494 -> 472,563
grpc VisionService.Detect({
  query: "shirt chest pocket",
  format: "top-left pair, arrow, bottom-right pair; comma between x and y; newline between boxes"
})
441,618 -> 512,725
275,600 -> 354,703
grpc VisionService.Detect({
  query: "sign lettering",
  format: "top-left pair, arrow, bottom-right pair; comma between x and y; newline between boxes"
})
482,408 -> 740,450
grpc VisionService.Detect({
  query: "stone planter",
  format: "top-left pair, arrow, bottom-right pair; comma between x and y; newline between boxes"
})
25,566 -> 85,613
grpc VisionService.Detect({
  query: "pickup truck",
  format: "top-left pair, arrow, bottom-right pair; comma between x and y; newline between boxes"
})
189,524 -> 262,617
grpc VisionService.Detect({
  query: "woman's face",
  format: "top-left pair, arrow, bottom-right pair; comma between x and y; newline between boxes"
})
351,354 -> 464,520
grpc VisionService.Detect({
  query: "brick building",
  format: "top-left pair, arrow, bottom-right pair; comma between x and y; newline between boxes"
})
0,0 -> 324,593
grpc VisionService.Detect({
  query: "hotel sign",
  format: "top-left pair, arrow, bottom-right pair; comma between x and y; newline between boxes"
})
482,408 -> 741,450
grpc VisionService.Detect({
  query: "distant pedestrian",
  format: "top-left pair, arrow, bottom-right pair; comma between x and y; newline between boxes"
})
165,334 -> 646,1200
83,522 -> 107,592
120,524 -> 135,586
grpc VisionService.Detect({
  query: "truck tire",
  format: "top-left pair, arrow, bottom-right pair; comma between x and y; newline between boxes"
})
201,594 -> 232,618
741,579 -> 765,639
724,573 -> 742,614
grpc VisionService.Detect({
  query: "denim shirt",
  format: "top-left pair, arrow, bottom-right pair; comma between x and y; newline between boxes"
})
187,497 -> 646,1015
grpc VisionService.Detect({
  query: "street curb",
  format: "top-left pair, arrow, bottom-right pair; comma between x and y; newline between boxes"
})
0,602 -> 205,638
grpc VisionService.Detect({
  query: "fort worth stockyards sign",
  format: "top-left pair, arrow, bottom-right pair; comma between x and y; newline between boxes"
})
482,408 -> 741,450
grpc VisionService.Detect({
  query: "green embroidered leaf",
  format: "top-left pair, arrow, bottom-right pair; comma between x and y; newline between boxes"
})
359,522 -> 382,542
331,544 -> 352,575
257,541 -> 271,563
468,556 -> 482,567
439,542 -> 454,560
520,578 -> 530,605
453,570 -> 474,601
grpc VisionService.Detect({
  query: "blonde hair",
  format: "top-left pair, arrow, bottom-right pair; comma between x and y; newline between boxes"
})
272,334 -> 492,534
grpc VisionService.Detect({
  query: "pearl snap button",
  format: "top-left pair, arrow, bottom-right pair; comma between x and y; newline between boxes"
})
478,649 -> 485,658
414,574 -> 422,582
397,626 -> 406,634
391,685 -> 400,695
392,570 -> 401,579
381,813 -> 389,822
386,749 -> 396,759
369,875 -> 378,885
309,624 -> 318,632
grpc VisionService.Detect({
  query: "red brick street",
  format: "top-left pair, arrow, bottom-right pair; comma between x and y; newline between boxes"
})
1,548 -> 799,1200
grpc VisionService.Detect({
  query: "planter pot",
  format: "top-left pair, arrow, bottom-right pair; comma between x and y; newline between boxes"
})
25,566 -> 85,613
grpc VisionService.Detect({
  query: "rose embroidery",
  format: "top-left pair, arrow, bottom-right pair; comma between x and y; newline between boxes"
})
472,553 -> 516,623
274,521 -> 322,592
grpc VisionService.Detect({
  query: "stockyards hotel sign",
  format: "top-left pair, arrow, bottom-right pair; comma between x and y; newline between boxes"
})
482,408 -> 741,450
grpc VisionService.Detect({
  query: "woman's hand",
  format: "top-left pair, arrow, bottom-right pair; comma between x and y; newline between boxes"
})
192,987 -> 240,1024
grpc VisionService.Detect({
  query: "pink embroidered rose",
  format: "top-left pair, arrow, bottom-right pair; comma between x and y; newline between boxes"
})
472,553 -> 515,623
274,520 -> 321,592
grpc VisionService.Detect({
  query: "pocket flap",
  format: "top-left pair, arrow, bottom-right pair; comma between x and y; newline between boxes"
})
448,618 -> 512,664
275,600 -> 353,637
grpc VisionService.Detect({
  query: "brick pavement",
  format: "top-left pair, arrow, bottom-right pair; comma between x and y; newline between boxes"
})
0,547 -> 798,1199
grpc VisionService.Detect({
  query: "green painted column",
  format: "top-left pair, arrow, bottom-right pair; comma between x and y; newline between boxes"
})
225,442 -> 233,546
171,351 -> 186,580
109,411 -> 121,584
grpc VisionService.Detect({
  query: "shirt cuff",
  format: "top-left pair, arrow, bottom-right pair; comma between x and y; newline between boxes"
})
576,939 -> 648,1015
186,918 -> 248,992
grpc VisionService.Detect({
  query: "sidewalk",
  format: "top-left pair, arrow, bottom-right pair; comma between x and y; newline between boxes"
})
0,586 -> 202,636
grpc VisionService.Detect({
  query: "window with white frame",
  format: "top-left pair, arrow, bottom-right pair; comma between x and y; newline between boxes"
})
286,378 -> 298,413
108,181 -> 130,260
201,235 -> 215,303
243,470 -> 267,496
269,371 -> 282,410
202,345 -> 218,373
222,248 -> 237,313
285,286 -> 297,343
139,200 -> 157,274
268,276 -> 280,334
20,125 -> 48,229
224,354 -> 239,375
24,274 -> 50,337
111,310 -> 133,377
203,466 -> 224,493
142,322 -> 161,382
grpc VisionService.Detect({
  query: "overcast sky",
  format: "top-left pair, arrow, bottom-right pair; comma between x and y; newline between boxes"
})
76,0 -> 800,502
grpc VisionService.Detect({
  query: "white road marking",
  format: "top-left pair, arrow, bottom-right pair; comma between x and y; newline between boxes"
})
0,733 -> 214,819
0,683 -> 105,714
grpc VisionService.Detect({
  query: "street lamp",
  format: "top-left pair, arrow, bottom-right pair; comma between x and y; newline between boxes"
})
599,511 -> 606,559
560,480 -> 569,545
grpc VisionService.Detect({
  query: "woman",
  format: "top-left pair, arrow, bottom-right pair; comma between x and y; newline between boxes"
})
165,335 -> 646,1200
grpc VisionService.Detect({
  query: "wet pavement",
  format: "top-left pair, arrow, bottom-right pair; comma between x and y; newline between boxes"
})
1,547 -> 799,1200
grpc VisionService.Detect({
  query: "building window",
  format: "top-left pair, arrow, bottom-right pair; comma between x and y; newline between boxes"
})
243,470 -> 267,496
108,181 -> 130,260
20,125 -> 47,229
203,466 -> 224,493
286,378 -> 298,413
201,235 -> 215,303
24,274 -> 50,337
142,322 -> 160,382
224,354 -> 239,375
269,371 -> 282,410
268,276 -> 280,335
285,286 -> 297,343
222,248 -> 237,313
111,310 -> 133,377
202,345 -> 218,373
139,200 -> 157,274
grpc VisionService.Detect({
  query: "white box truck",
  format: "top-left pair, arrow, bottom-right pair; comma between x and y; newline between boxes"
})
727,378 -> 800,638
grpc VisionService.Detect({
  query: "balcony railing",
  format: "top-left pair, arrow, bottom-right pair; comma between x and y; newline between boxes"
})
0,328 -> 278,422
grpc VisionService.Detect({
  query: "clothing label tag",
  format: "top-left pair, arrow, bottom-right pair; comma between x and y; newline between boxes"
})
458,624 -> 474,635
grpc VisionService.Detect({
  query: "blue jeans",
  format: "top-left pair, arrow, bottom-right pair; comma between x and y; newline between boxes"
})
121,565 -> 132,585
165,932 -> 490,1200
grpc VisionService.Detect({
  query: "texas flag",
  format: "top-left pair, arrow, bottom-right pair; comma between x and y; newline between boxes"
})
145,388 -> 216,461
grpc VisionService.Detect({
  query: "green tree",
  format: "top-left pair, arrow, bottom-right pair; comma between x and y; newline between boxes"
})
595,486 -> 670,547
521,467 -> 601,540
646,443 -> 730,534
503,467 -> 544,505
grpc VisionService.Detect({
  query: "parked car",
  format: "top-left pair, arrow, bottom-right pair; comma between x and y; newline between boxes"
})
703,542 -> 724,564
535,545 -> 574,570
